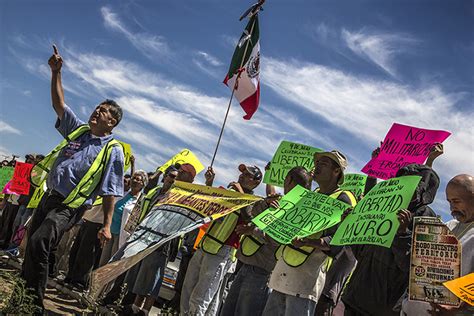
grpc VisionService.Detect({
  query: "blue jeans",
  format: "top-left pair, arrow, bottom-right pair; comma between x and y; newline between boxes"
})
220,263 -> 270,316
263,290 -> 316,316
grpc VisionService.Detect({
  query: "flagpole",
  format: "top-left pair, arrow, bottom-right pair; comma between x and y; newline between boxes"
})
210,5 -> 262,168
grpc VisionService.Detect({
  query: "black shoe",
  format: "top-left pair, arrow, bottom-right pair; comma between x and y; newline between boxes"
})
67,281 -> 86,292
120,304 -> 135,316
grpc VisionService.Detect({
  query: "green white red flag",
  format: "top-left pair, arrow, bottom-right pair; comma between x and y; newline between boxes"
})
223,14 -> 260,120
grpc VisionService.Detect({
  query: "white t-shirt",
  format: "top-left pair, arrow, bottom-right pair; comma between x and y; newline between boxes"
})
268,248 -> 329,302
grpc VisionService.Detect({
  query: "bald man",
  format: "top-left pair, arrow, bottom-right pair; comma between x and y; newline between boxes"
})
446,174 -> 474,276
402,174 -> 474,315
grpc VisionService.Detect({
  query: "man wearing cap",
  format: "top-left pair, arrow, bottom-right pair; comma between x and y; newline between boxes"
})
180,164 -> 262,316
313,151 -> 359,316
263,150 -> 357,316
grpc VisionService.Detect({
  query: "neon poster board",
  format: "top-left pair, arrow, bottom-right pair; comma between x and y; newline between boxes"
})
362,123 -> 450,180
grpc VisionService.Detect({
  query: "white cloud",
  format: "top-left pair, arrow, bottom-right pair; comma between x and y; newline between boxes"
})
192,51 -> 224,78
341,29 -> 417,77
221,34 -> 238,48
101,6 -> 169,59
262,57 -> 474,182
0,120 -> 21,135
196,51 -> 223,67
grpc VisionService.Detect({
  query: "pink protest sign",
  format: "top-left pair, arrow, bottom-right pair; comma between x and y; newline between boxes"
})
9,162 -> 34,195
362,123 -> 451,180
1,180 -> 16,195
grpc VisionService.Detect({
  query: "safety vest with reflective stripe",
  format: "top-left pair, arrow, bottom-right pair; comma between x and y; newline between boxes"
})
275,189 -> 357,268
139,186 -> 162,222
199,211 -> 240,255
29,124 -> 121,209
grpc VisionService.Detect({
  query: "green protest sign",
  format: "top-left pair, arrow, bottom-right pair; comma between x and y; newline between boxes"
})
331,175 -> 421,248
340,173 -> 368,200
0,167 -> 14,191
263,141 -> 323,187
252,185 -> 351,244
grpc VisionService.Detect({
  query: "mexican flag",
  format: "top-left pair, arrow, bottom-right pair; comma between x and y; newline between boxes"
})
223,14 -> 260,120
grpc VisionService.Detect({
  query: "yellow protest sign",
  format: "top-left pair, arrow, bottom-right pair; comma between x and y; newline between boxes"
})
155,181 -> 261,220
443,273 -> 474,306
158,149 -> 204,174
119,141 -> 132,172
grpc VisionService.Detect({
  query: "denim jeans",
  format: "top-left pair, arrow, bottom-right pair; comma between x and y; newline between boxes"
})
180,246 -> 234,316
263,290 -> 316,316
220,263 -> 270,316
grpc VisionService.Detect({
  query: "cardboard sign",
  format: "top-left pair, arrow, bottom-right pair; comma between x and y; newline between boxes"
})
409,217 -> 461,306
263,141 -> 322,187
443,273 -> 474,306
9,162 -> 33,195
362,123 -> 450,180
331,175 -> 421,248
158,149 -> 204,175
340,173 -> 368,199
252,185 -> 350,244
0,166 -> 14,192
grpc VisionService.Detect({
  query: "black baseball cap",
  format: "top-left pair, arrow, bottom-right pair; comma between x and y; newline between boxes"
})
238,164 -> 263,181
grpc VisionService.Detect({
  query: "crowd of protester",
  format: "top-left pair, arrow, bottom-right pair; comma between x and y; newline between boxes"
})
0,46 -> 472,316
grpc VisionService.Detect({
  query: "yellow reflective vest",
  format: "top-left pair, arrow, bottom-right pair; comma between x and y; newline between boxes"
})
29,124 -> 121,209
139,186 -> 162,222
240,234 -> 265,257
199,211 -> 240,255
275,189 -> 357,268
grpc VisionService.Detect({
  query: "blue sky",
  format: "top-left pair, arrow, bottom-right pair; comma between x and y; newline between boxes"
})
1,0 -> 473,221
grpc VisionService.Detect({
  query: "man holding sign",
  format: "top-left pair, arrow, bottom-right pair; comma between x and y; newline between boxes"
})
341,164 -> 440,316
403,174 -> 474,315
21,45 -> 124,311
262,150 -> 356,316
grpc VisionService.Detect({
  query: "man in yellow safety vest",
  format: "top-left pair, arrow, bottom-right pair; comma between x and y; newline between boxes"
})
21,45 -> 125,311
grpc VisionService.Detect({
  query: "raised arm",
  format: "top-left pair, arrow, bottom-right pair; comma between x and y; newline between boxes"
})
48,44 -> 65,119
425,143 -> 443,168
205,166 -> 215,187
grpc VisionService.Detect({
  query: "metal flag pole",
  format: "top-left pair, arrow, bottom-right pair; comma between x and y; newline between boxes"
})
209,0 -> 265,168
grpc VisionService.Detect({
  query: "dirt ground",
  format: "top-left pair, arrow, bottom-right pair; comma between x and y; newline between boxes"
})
0,260 -> 94,315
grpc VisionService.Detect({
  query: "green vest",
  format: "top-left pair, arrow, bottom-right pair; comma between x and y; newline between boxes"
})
140,186 -> 162,222
199,211 -> 240,255
240,234 -> 265,257
29,125 -> 121,209
276,189 -> 357,268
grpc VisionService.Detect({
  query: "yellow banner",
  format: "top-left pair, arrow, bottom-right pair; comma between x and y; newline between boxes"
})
158,149 -> 204,174
155,181 -> 262,220
443,273 -> 474,306
89,181 -> 261,299
119,141 -> 132,172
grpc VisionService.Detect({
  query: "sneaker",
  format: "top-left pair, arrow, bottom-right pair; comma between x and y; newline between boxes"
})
5,247 -> 19,257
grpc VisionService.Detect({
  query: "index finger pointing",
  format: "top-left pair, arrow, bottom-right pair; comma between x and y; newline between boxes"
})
53,44 -> 59,55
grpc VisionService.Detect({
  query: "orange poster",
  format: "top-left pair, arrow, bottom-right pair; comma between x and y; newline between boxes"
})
443,273 -> 474,306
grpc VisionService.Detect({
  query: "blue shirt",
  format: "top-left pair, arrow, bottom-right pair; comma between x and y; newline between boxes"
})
110,192 -> 135,235
47,105 -> 124,206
